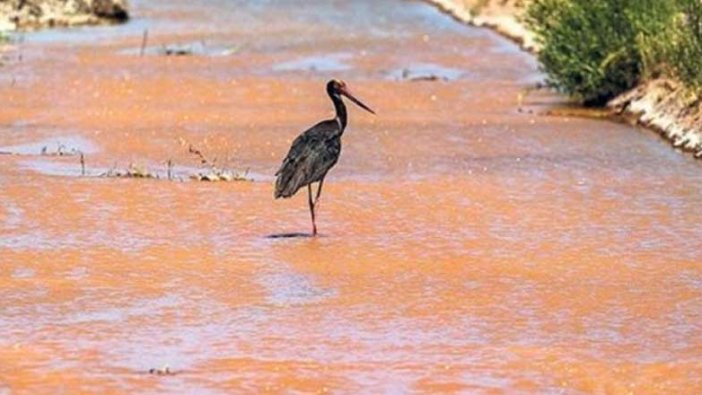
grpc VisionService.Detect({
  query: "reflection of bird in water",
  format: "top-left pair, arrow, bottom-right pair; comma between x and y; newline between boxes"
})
275,79 -> 375,236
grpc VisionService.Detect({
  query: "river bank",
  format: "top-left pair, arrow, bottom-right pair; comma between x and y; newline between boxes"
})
0,0 -> 128,31
426,0 -> 702,159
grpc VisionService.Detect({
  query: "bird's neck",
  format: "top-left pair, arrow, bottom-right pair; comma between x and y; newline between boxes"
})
331,93 -> 347,132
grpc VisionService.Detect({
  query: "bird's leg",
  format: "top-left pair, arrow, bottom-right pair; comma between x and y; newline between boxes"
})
314,177 -> 324,205
308,184 -> 317,236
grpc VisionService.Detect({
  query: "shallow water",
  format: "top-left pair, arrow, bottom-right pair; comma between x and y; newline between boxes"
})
0,0 -> 701,393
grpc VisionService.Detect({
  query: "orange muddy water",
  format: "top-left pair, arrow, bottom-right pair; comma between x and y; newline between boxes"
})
1,1 -> 701,393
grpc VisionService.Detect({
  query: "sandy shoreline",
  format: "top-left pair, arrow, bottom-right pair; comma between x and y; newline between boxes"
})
425,0 -> 702,159
0,0 -> 128,31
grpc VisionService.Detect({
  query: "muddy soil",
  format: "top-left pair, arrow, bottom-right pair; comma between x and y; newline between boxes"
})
0,0 -> 701,393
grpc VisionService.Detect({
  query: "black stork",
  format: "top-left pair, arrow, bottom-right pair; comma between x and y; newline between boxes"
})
274,79 -> 375,236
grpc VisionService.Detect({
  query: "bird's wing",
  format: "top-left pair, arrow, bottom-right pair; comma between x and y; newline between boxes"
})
275,120 -> 337,176
275,120 -> 341,198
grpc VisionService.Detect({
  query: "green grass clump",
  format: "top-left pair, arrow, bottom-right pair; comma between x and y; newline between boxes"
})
525,0 -> 701,105
669,0 -> 702,91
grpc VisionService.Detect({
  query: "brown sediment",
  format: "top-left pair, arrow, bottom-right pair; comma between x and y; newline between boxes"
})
0,0 -> 701,393
425,0 -> 702,159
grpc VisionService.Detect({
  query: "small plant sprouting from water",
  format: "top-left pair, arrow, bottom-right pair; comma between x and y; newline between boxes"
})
37,142 -> 87,177
140,29 -> 148,57
166,158 -> 173,180
79,152 -> 85,176
41,142 -> 81,157
8,136 -> 253,182
187,143 -> 251,182
100,163 -> 158,179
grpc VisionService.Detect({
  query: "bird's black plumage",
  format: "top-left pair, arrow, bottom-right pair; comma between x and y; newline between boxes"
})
274,79 -> 374,236
274,119 -> 341,198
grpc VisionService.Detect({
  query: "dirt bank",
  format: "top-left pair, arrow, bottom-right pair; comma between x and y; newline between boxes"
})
426,0 -> 536,51
426,0 -> 702,159
0,0 -> 128,31
610,79 -> 702,158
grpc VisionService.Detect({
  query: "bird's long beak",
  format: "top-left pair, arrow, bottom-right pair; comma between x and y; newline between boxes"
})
340,87 -> 375,115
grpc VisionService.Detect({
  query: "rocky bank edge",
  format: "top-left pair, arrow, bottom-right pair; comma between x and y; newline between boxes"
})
426,0 -> 702,159
0,0 -> 128,31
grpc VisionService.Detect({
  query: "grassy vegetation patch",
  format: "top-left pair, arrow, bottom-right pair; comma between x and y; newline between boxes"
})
525,0 -> 702,105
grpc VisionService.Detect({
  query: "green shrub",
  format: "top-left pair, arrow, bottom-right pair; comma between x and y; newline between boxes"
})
670,0 -> 702,91
525,0 -> 678,105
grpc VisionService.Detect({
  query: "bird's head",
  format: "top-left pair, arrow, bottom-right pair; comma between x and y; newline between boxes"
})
327,79 -> 375,115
